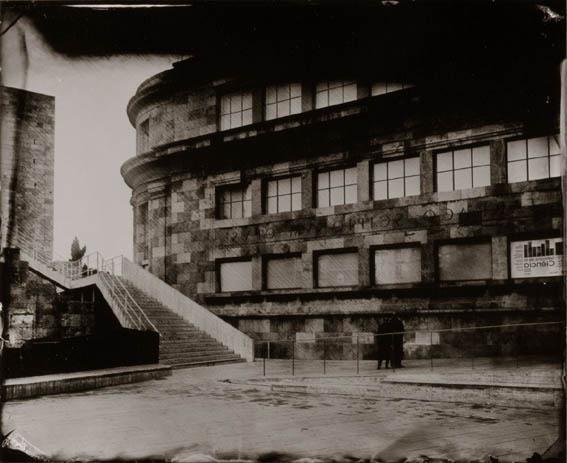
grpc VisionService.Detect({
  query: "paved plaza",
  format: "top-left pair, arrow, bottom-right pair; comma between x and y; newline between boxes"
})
2,360 -> 563,462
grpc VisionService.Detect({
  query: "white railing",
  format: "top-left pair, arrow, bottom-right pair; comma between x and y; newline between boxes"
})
121,257 -> 254,362
98,270 -> 160,335
18,249 -> 159,336
17,248 -> 251,360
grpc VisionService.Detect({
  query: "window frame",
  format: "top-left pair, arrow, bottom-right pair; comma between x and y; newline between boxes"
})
434,143 -> 492,192
219,90 -> 254,131
314,80 -> 358,109
264,83 -> 303,120
216,257 -> 253,293
216,183 -> 252,220
505,134 -> 561,183
313,248 -> 360,288
435,237 -> 493,283
372,156 -> 421,201
265,174 -> 303,214
262,253 -> 303,290
370,243 -> 423,286
316,165 -> 358,208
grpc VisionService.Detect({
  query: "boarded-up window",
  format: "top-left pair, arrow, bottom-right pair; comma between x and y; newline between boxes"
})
374,247 -> 421,284
219,260 -> 252,292
266,256 -> 302,289
317,252 -> 359,287
438,242 -> 492,281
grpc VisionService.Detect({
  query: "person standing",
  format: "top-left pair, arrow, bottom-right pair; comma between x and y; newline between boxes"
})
390,315 -> 405,368
376,316 -> 392,369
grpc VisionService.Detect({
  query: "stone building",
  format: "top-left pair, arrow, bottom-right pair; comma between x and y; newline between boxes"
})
121,7 -> 564,358
0,86 -> 54,264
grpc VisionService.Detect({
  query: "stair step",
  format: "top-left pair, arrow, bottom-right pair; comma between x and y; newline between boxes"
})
167,357 -> 246,369
160,350 -> 231,359
160,345 -> 230,354
163,355 -> 243,366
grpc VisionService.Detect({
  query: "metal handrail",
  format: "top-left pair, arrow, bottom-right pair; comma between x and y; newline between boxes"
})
99,271 -> 140,329
109,268 -> 161,336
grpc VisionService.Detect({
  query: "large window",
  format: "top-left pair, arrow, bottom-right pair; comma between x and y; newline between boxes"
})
315,81 -> 357,109
220,91 -> 253,130
374,246 -> 421,284
266,256 -> 302,289
507,135 -> 561,183
266,176 -> 302,214
265,84 -> 302,120
436,145 -> 491,192
317,167 -> 358,207
438,242 -> 492,281
371,82 -> 414,96
219,260 -> 252,292
316,251 -> 359,287
218,184 -> 252,219
373,157 -> 420,200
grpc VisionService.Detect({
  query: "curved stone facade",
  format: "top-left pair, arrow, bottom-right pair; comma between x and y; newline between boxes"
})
122,36 -> 564,358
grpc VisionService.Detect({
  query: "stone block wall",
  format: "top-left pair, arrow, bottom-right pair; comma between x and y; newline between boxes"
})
0,86 -> 54,263
0,249 -> 97,347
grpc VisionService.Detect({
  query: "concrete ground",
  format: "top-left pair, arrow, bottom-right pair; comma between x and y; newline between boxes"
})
1,359 -> 563,462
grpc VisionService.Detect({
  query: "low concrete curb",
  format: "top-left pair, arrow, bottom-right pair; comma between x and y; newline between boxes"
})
232,375 -> 562,410
3,364 -> 172,401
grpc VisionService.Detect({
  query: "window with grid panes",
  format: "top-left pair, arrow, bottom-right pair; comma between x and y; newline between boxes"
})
315,81 -> 357,109
218,184 -> 252,219
317,167 -> 358,207
266,176 -> 302,214
436,145 -> 491,192
220,91 -> 253,130
373,157 -> 420,200
507,135 -> 561,183
265,84 -> 302,120
371,82 -> 414,96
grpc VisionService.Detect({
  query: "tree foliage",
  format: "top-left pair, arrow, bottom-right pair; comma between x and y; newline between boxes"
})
70,236 -> 86,261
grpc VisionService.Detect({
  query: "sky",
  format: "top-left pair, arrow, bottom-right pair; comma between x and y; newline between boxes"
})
2,13 -> 184,261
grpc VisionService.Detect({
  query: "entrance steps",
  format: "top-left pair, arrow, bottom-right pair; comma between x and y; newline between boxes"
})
116,278 -> 244,369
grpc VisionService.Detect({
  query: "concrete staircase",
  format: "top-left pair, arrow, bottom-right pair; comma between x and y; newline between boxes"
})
119,279 -> 244,369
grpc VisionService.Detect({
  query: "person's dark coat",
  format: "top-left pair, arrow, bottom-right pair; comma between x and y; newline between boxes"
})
390,316 -> 405,367
376,319 -> 392,363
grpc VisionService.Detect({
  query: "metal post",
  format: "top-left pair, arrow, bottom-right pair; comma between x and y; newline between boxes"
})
356,333 -> 360,375
323,340 -> 326,375
268,341 -> 270,360
292,341 -> 295,376
391,334 -> 395,373
430,330 -> 434,370
263,343 -> 266,377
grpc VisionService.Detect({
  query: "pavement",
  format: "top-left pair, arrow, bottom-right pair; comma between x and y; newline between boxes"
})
1,359 -> 563,462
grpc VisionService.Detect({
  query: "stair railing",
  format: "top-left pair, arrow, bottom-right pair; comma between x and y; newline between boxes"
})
98,271 -> 140,329
100,256 -> 161,337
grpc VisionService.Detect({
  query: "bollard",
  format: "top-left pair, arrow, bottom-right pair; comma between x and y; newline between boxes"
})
391,334 -> 395,373
323,340 -> 326,375
430,330 -> 434,370
356,333 -> 360,375
292,341 -> 295,376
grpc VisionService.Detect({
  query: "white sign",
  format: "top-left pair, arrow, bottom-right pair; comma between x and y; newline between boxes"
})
510,238 -> 563,278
